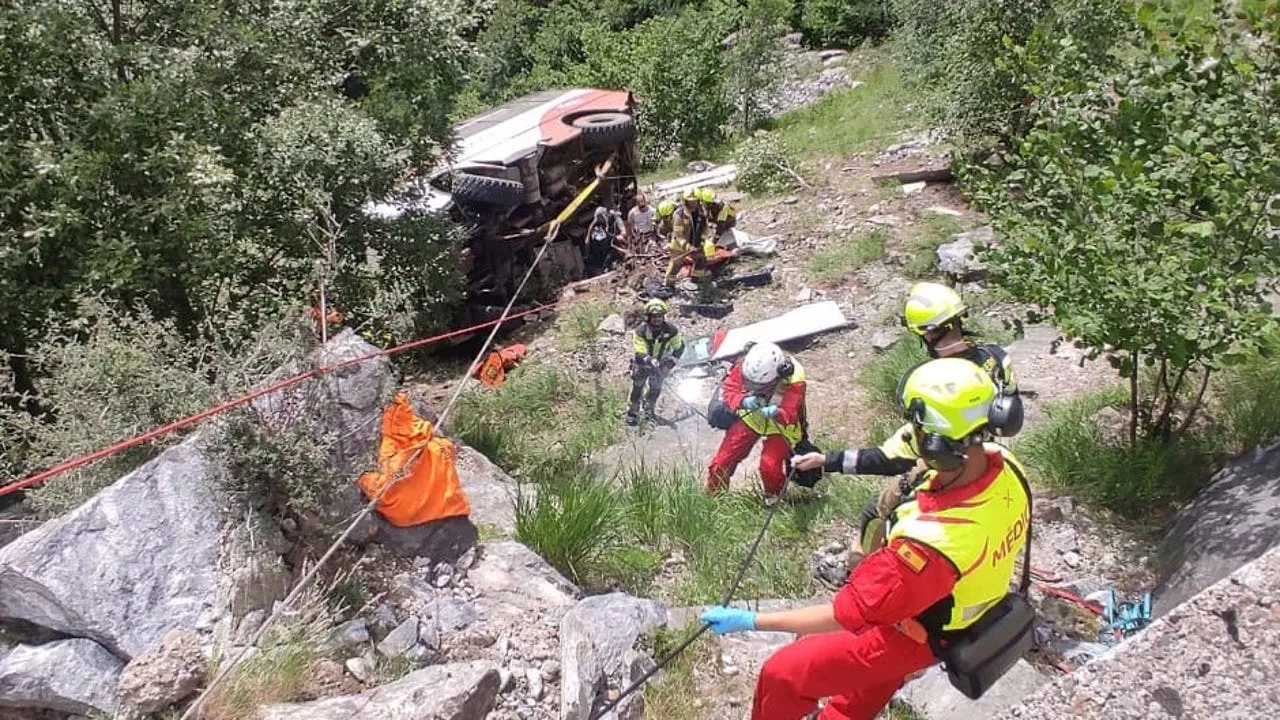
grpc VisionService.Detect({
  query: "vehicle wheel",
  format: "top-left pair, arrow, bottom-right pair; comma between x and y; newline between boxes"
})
571,112 -> 636,149
453,173 -> 526,206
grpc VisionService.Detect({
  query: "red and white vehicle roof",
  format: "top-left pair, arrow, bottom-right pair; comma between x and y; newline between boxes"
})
366,88 -> 631,218
444,87 -> 631,170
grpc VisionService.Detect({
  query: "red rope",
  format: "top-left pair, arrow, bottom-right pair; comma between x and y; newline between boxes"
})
0,300 -> 564,498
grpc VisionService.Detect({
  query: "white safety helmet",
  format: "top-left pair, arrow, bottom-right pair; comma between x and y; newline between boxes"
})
741,342 -> 787,387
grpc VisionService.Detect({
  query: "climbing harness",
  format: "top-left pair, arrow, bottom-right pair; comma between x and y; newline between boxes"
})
587,471 -> 793,720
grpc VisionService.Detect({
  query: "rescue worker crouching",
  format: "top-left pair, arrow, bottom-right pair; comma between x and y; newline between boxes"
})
700,358 -> 1033,720
697,187 -> 738,239
664,188 -> 718,286
626,299 -> 685,426
794,281 -> 1027,574
706,342 -> 807,496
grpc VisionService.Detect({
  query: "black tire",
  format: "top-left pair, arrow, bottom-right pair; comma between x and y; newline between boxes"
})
452,173 -> 526,206
571,112 -> 636,148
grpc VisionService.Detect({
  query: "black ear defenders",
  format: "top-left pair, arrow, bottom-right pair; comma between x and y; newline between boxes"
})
778,357 -> 794,379
905,398 -> 971,471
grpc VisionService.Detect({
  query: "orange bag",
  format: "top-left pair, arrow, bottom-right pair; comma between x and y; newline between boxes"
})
357,394 -> 470,527
472,344 -> 529,387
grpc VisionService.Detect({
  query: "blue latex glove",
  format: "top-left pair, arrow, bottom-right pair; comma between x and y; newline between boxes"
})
740,396 -> 764,411
760,404 -> 780,419
701,606 -> 757,635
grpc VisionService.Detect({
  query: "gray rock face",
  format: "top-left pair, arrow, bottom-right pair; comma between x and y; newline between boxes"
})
598,314 -> 628,335
469,542 -> 578,631
0,639 -> 123,715
1155,441 -> 1280,616
435,595 -> 480,633
1001,544 -> 1280,720
454,445 -> 524,534
937,226 -> 995,280
377,616 -> 420,658
116,627 -> 205,716
0,440 -> 222,659
560,593 -> 666,720
898,659 -> 1047,720
261,661 -> 501,720
0,331 -> 392,663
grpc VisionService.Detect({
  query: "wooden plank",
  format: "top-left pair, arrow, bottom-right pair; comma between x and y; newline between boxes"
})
871,165 -> 954,185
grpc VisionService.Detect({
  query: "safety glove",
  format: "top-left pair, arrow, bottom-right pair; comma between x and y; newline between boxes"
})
740,395 -> 764,411
760,405 -> 780,419
700,606 -> 757,635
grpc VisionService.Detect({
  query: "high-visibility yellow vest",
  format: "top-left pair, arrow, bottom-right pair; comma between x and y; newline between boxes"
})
887,445 -> 1030,632
738,359 -> 806,446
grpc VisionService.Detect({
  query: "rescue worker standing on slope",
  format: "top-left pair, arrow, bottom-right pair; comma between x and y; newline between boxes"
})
701,358 -> 1032,720
706,342 -> 807,496
626,299 -> 685,426
792,280 -> 1026,574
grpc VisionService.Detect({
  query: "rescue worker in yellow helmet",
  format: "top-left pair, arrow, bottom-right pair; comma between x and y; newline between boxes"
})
794,281 -> 1025,583
664,188 -> 717,285
655,199 -> 677,243
698,187 -> 738,237
626,298 -> 685,426
702,358 -> 1033,720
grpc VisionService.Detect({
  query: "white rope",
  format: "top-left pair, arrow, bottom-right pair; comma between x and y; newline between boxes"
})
181,198 -> 578,718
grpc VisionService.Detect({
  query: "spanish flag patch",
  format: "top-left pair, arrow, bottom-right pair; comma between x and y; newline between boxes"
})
895,543 -> 928,574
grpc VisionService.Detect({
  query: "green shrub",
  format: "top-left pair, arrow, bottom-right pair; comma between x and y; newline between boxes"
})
515,472 -> 620,583
734,130 -> 805,196
806,229 -> 888,284
1014,388 -> 1213,516
857,338 -> 926,408
1,300 -> 218,516
555,300 -> 615,352
891,0 -> 1129,146
800,0 -> 896,47
1215,337 -> 1280,451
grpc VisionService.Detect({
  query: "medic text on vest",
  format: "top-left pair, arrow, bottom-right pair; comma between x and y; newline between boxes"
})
991,507 -> 1030,567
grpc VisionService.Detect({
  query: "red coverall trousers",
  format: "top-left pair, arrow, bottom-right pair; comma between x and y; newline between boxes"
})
707,421 -> 791,495
752,625 -> 936,720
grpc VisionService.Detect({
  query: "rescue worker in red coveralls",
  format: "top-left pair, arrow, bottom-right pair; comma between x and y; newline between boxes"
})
700,358 -> 1031,720
706,342 -> 807,496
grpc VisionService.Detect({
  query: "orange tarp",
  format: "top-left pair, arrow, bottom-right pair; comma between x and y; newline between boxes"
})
472,344 -> 528,387
357,394 -> 470,527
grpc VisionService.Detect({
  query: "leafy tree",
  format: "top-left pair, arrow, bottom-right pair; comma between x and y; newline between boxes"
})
575,10 -> 734,163
891,0 -> 1129,147
967,1 -> 1280,444
724,0 -> 792,130
799,0 -> 895,47
0,0 -> 471,394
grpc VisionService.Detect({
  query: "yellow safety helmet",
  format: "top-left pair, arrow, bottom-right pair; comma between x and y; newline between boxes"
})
696,187 -> 715,203
644,298 -> 670,316
902,282 -> 967,337
899,358 -> 996,442
657,200 -> 676,217
682,188 -> 699,201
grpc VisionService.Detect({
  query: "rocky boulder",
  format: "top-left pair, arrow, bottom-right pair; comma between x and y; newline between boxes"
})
453,446 -> 525,535
1155,441 -> 1280,615
0,439 -> 223,659
0,330 -> 391,715
260,660 -> 501,720
898,660 -> 1047,720
937,226 -> 994,281
116,627 -> 205,717
469,541 -> 579,630
560,593 -> 666,720
0,639 -> 123,715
